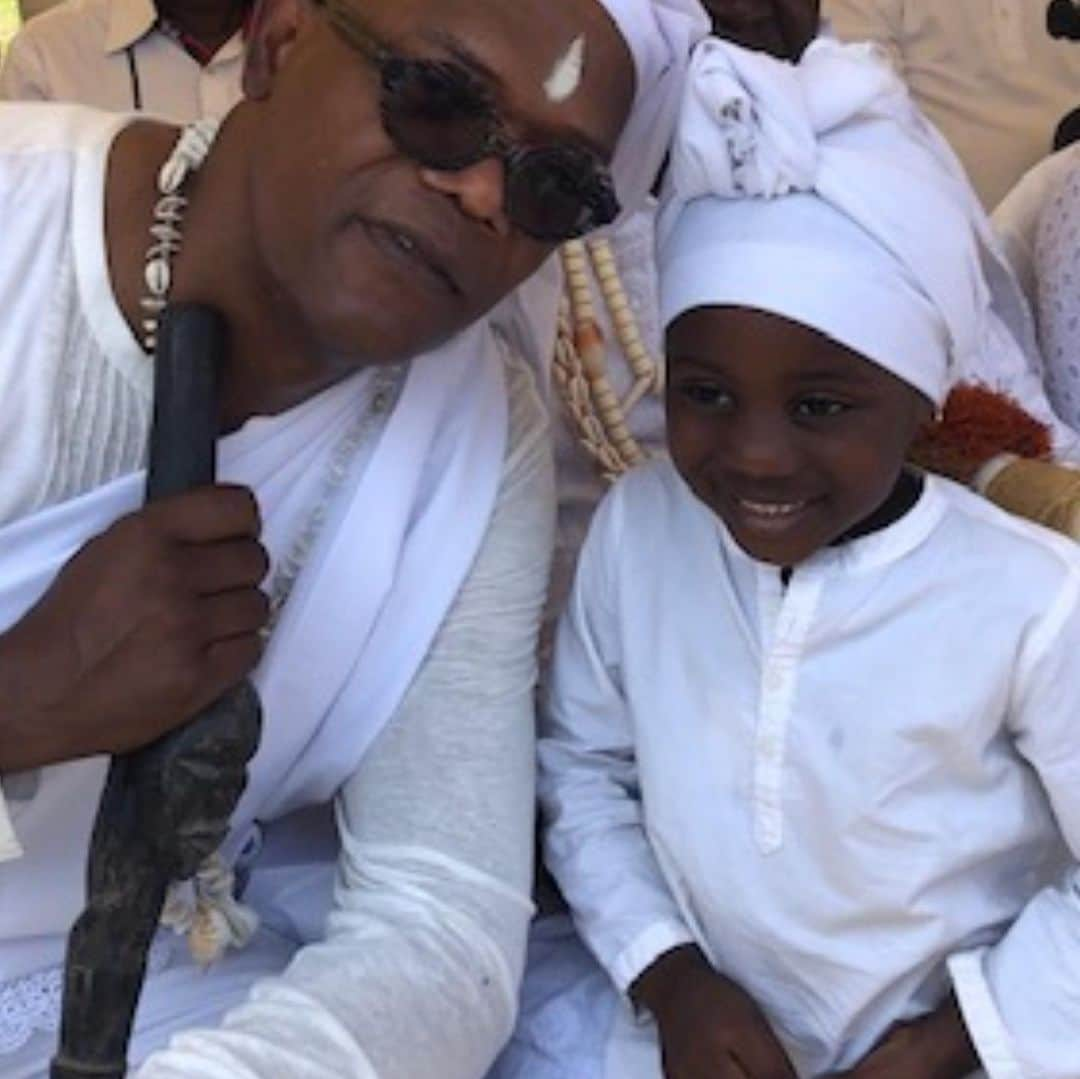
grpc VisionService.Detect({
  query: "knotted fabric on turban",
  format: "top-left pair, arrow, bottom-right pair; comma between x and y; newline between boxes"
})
595,0 -> 710,219
657,34 -> 1041,407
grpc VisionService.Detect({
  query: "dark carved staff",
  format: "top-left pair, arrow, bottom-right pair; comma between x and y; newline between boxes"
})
51,304 -> 263,1079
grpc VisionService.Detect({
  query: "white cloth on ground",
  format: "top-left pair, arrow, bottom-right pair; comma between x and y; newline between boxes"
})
824,0 -> 1080,210
657,35 -> 1080,457
542,458 -> 1080,1078
0,0 -> 243,120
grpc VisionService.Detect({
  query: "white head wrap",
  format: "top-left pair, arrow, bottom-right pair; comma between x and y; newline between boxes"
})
657,35 -> 1046,408
596,0 -> 710,218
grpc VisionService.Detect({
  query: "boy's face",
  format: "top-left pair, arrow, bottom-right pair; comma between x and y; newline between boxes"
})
665,305 -> 932,567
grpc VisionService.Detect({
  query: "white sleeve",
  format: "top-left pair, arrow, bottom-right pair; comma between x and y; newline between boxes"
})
0,32 -> 50,101
137,354 -> 554,1079
539,491 -> 695,997
948,564 -> 1080,1079
822,0 -> 904,69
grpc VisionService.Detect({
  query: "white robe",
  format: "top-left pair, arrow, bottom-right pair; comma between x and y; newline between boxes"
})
541,460 -> 1080,1078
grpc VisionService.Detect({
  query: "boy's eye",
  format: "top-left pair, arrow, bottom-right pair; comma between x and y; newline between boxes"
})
793,395 -> 851,419
677,382 -> 733,409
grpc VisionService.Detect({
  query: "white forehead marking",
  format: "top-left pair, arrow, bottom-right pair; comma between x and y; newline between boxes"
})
544,34 -> 586,103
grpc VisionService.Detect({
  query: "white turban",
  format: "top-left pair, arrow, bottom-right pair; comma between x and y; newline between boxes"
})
657,35 -> 1055,412
596,0 -> 710,218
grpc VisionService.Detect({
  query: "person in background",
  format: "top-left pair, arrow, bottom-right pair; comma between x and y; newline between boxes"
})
825,0 -> 1080,210
0,0 -> 248,120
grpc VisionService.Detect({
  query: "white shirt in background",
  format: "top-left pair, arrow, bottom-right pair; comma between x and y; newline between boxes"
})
993,143 -> 1079,306
542,459 -> 1080,1078
825,0 -> 1080,210
0,0 -> 242,122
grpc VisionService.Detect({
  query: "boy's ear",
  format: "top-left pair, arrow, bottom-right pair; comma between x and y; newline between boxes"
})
243,0 -> 307,100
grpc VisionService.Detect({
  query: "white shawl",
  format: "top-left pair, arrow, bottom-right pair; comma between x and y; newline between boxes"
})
0,323 -> 507,980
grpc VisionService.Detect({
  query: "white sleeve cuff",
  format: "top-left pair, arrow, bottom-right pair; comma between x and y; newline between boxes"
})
948,948 -> 1025,1079
0,786 -> 22,863
610,919 -> 696,996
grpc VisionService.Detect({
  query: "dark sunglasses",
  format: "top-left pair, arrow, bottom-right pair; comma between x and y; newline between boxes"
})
313,0 -> 621,242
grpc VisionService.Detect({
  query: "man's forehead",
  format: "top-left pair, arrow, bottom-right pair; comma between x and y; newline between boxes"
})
374,0 -> 632,151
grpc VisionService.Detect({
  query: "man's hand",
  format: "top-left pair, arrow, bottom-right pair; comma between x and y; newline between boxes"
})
822,993 -> 979,1079
704,0 -> 821,60
631,945 -> 797,1079
0,485 -> 269,771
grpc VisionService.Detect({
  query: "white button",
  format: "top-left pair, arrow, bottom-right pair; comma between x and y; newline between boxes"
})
765,669 -> 784,692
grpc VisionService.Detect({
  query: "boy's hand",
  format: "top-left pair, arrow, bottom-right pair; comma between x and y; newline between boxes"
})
631,945 -> 797,1079
704,0 -> 821,60
0,485 -> 269,771
822,993 -> 979,1079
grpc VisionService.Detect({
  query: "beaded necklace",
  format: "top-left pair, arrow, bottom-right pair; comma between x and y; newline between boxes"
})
554,235 -> 664,481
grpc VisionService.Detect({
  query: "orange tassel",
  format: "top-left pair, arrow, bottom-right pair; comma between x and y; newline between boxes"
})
907,383 -> 1052,484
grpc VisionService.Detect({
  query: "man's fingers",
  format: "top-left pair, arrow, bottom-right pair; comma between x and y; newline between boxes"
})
144,484 -> 262,543
185,538 -> 270,595
198,589 -> 270,645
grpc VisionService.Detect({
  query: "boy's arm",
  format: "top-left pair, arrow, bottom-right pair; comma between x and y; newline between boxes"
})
539,494 -> 695,995
945,563 -> 1080,1079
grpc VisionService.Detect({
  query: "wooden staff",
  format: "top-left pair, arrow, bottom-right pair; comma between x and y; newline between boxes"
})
50,304 -> 263,1079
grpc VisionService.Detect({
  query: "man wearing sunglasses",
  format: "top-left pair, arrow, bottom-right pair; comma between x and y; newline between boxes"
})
0,0 -> 708,1075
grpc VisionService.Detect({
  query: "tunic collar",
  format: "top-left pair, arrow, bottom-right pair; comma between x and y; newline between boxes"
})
714,471 -> 950,579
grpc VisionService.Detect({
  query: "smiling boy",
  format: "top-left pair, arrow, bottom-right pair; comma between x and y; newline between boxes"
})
541,35 -> 1080,1079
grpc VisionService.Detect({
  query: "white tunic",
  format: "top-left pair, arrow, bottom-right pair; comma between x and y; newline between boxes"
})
541,460 -> 1080,1078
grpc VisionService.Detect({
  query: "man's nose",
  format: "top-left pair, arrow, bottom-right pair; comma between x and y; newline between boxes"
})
419,157 -> 512,237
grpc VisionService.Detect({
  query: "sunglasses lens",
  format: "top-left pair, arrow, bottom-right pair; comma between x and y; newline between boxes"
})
507,147 -> 620,242
382,58 -> 494,171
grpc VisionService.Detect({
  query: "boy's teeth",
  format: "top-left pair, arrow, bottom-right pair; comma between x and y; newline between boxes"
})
739,499 -> 807,517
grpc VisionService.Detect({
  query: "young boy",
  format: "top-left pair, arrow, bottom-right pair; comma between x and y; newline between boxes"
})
541,35 -> 1080,1079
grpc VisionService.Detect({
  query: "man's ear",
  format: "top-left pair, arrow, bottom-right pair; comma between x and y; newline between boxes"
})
243,0 -> 307,100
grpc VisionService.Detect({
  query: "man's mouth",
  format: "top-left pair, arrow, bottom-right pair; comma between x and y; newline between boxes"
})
358,218 -> 463,299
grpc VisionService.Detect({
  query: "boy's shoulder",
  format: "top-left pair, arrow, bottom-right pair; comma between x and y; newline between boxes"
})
598,457 -> 690,532
930,474 -> 1080,593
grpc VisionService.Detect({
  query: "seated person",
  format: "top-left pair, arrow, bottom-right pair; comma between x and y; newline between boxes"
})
541,32 -> 1080,1079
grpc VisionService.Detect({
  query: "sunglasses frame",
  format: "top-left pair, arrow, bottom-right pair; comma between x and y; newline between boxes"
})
313,0 -> 620,241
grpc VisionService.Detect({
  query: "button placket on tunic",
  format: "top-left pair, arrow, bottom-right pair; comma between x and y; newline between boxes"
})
752,566 -> 824,855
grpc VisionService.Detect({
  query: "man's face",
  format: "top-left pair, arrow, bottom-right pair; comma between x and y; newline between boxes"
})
666,306 -> 931,567
242,0 -> 633,367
